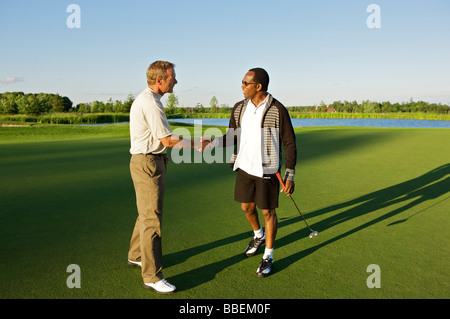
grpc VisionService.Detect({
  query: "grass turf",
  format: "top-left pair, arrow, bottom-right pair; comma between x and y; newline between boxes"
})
0,123 -> 449,299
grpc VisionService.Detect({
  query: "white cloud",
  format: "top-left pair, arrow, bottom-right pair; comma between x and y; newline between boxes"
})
3,76 -> 24,84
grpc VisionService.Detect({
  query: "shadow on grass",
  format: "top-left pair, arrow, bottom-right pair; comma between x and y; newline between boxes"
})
164,216 -> 301,292
275,163 -> 450,273
166,163 -> 449,290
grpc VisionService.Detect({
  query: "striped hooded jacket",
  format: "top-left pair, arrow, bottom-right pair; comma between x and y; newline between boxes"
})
216,93 -> 297,181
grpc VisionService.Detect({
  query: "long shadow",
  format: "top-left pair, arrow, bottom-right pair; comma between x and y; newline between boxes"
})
304,163 -> 450,225
163,216 -> 301,291
165,220 -> 307,292
165,164 -> 449,289
163,216 -> 301,268
275,163 -> 450,272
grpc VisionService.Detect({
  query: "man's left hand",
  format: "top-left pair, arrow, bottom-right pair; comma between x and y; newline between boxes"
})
281,179 -> 295,196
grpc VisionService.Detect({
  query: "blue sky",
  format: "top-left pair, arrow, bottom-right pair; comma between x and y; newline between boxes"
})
1,0 -> 449,108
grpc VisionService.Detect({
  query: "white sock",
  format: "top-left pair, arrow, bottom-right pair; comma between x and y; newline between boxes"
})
263,248 -> 274,260
254,228 -> 264,239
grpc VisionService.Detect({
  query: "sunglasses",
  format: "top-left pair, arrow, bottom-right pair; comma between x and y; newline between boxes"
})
242,80 -> 258,87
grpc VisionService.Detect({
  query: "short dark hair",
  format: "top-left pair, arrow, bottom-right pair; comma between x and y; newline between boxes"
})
249,67 -> 269,91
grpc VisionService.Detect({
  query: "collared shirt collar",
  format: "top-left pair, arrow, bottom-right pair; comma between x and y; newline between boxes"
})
147,87 -> 162,100
249,93 -> 269,109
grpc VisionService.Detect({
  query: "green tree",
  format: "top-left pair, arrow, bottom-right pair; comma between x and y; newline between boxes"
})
122,93 -> 134,113
62,96 -> 73,112
76,103 -> 91,113
210,96 -> 218,113
113,100 -> 123,113
16,94 -> 28,114
104,98 -> 114,113
219,103 -> 231,113
26,95 -> 44,115
381,101 -> 392,113
0,92 -> 19,114
91,100 -> 104,113
166,93 -> 178,115
362,100 -> 377,113
50,94 -> 64,113
194,103 -> 205,113
36,93 -> 51,113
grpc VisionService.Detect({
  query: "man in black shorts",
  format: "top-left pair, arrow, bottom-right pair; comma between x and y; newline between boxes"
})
206,68 -> 297,277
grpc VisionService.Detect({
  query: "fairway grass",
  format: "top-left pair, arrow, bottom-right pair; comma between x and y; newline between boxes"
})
0,124 -> 448,299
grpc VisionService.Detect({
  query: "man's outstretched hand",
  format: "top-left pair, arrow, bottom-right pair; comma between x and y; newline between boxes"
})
195,136 -> 211,152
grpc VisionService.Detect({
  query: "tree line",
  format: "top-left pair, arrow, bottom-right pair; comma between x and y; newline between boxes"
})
0,92 -> 136,115
74,94 -> 135,114
290,99 -> 449,114
1,92 -> 448,116
164,94 -> 231,115
0,92 -> 232,116
0,92 -> 73,115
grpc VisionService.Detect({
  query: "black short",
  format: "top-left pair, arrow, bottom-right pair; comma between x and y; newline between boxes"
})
234,169 -> 280,210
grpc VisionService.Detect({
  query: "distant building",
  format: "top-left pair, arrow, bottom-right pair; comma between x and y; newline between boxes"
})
311,105 -> 337,113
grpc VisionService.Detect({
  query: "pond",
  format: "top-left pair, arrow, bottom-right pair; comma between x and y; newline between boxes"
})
167,118 -> 450,129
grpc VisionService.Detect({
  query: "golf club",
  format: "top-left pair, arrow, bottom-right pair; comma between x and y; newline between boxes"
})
276,172 -> 319,238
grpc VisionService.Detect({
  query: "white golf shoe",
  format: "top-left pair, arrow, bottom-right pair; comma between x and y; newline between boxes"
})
127,259 -> 142,267
144,279 -> 177,294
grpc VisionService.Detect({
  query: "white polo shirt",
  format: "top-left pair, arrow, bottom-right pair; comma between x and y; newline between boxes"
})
233,95 -> 269,177
129,87 -> 172,154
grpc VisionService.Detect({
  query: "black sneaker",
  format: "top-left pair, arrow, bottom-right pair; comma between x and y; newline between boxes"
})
256,257 -> 273,277
244,234 -> 265,257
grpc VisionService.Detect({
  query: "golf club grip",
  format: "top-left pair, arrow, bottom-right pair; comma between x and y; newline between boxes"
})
276,172 -> 285,188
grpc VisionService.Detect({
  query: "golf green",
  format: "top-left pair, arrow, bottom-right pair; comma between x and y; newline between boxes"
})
0,124 -> 448,299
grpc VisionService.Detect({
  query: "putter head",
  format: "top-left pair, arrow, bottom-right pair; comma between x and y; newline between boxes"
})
309,230 -> 319,238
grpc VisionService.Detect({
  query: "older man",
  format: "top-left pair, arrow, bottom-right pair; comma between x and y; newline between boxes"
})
127,61 -> 207,293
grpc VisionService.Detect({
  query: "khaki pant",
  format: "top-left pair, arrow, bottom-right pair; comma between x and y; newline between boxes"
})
128,154 -> 166,284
